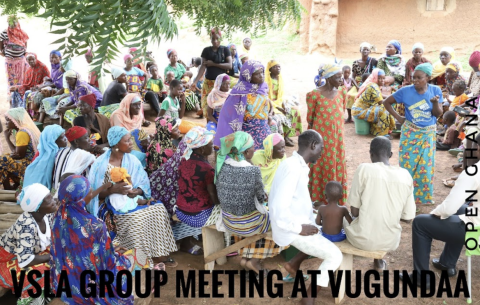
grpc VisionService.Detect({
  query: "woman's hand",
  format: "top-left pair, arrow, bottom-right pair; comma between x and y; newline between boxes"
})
3,128 -> 12,139
114,246 -> 128,254
57,107 -> 67,114
276,107 -> 287,115
127,188 -> 142,198
378,99 -> 384,105
142,120 -> 151,127
204,60 -> 215,67
9,86 -> 17,92
92,145 -> 104,155
300,224 -> 319,236
109,182 -> 130,195
397,116 -> 406,125
430,95 -> 440,104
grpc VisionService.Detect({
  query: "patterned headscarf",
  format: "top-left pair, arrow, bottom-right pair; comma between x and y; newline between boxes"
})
110,93 -> 144,131
107,126 -> 129,146
7,15 -> 29,47
50,50 -> 61,57
388,40 -> 402,54
210,27 -> 222,37
215,131 -> 254,182
51,175 -> 134,304
446,62 -> 461,73
356,68 -> 384,99
18,183 -> 50,212
183,127 -> 214,160
23,124 -> 64,189
265,60 -> 284,103
432,46 -> 459,79
167,49 -> 175,58
22,52 -> 50,95
230,60 -> 268,95
146,117 -> 179,172
317,61 -> 342,87
359,42 -> 374,52
5,107 -> 41,152
207,73 -> 230,109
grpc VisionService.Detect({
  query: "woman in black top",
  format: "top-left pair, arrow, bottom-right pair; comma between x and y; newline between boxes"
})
191,27 -> 232,117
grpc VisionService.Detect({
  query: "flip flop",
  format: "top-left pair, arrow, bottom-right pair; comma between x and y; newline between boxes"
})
227,252 -> 238,257
442,178 -> 455,188
282,273 -> 310,282
161,258 -> 178,268
187,244 -> 203,256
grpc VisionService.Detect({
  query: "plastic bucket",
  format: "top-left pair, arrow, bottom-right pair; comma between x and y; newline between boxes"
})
354,118 -> 370,135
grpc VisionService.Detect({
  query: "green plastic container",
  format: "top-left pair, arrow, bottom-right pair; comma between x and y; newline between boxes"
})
34,122 -> 43,132
354,118 -> 370,135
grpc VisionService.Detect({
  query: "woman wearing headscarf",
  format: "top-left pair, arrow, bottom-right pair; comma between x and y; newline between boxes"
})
49,50 -> 63,91
0,183 -> 58,305
445,62 -> 466,95
21,53 -> 50,96
430,47 -> 461,88
1,108 -> 41,190
110,93 -> 145,130
351,42 -> 378,83
351,68 -> 396,137
467,51 -> 480,96
124,54 -> 146,93
190,27 -> 232,117
384,63 -> 443,204
376,40 -> 406,88
164,49 -> 187,80
58,70 -> 103,126
251,133 -> 286,195
206,73 -> 231,133
404,43 -> 431,85
216,131 -> 286,276
214,60 -> 272,150
98,67 -> 128,118
146,117 -> 181,174
51,175 -> 150,304
306,62 -> 348,205
265,59 -> 303,147
88,127 -> 177,267
227,43 -> 242,86
0,16 -> 29,95
23,124 -> 67,190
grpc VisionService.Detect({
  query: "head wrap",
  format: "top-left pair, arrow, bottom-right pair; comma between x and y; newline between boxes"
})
446,62 -> 460,73
23,124 -> 65,189
85,49 -> 93,57
111,67 -> 126,80
66,126 -> 88,142
355,68 -> 384,99
314,75 -> 325,88
131,95 -> 142,103
109,93 -> 144,131
431,46 -> 459,79
50,50 -> 61,57
124,54 -> 133,62
243,37 -> 251,43
64,70 -> 77,78
7,16 -> 29,47
228,43 -> 239,64
412,42 -> 424,52
18,183 -> 50,212
183,127 -> 215,160
216,131 -> 254,182
5,107 -> 41,152
414,62 -> 433,76
388,40 -> 402,54
146,117 -> 181,170
239,53 -> 249,60
359,42 -> 373,52
167,49 -> 175,58
25,53 -> 36,60
107,126 -> 129,146
207,73 -> 231,109
317,61 -> 342,87
469,51 -> 480,69
251,133 -> 286,194
378,69 -> 385,76
79,93 -> 96,108
265,60 -> 284,103
211,27 -> 222,37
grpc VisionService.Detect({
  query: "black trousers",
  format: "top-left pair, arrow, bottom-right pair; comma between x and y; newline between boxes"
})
144,91 -> 163,114
412,203 -> 468,271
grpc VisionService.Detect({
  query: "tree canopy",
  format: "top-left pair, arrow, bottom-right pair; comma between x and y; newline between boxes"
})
0,0 -> 304,72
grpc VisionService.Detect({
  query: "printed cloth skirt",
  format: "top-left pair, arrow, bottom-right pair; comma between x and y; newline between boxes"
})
175,205 -> 221,228
0,247 -> 51,305
171,222 -> 202,241
98,103 -> 120,119
64,108 -> 81,126
242,118 -> 271,150
42,94 -> 71,118
201,79 -> 215,117
0,154 -> 30,183
351,104 -> 395,136
399,120 -> 436,204
5,56 -> 28,94
206,110 -> 220,133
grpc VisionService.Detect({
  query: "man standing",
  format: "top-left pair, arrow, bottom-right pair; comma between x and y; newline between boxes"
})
269,130 -> 343,305
345,136 -> 416,271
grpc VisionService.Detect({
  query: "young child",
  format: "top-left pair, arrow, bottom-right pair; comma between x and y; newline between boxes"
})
146,65 -> 165,96
342,65 -> 358,123
315,181 -> 352,242
164,71 -> 175,87
109,167 -> 150,213
159,79 -> 185,120
436,111 -> 459,151
239,54 -> 249,65
447,80 -> 468,110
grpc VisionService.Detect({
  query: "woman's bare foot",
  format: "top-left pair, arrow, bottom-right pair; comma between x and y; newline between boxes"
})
240,258 -> 248,269
245,258 -> 262,274
374,259 -> 386,273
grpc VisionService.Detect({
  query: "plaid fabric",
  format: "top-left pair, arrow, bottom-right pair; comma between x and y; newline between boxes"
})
233,235 -> 288,259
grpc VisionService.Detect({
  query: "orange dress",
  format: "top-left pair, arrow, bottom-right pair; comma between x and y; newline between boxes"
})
306,88 -> 348,205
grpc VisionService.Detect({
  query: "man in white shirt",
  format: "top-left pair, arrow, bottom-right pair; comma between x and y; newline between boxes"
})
269,130 -> 342,305
345,136 -> 416,271
402,132 -> 480,287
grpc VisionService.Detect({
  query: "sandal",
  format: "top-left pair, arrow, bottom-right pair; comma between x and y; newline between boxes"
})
282,273 -> 310,283
442,178 -> 455,188
161,258 -> 178,268
227,251 -> 238,257
187,244 -> 203,256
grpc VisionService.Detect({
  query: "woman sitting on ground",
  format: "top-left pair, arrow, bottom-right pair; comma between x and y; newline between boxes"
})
404,43 -> 431,86
51,175 -> 153,304
251,133 -> 286,196
206,73 -> 230,133
351,68 -> 396,137
88,126 -> 178,267
467,51 -> 480,96
0,183 -> 58,305
57,70 -> 103,126
146,117 -> 181,174
265,60 -> 303,147
376,40 -> 405,89
216,131 -> 286,276
22,53 -> 51,116
124,54 -> 146,93
164,49 -> 189,80
0,108 -> 40,190
430,47 -> 461,89
445,62 -> 466,95
98,67 -> 128,118
73,93 -> 111,153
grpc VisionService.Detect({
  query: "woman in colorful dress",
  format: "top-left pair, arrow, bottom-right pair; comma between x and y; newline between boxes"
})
351,68 -> 396,137
376,40 -> 405,88
384,63 -> 442,205
0,16 -> 29,96
265,60 -> 303,146
216,131 -> 286,276
444,62 -> 466,95
403,43 -> 431,86
51,175 -> 152,304
88,127 -> 178,267
0,183 -> 58,305
214,60 -> 272,150
251,133 -> 286,195
430,47 -> 461,89
124,54 -> 146,93
190,27 -> 232,117
206,73 -> 230,133
146,117 -> 181,175
351,42 -> 378,83
164,49 -> 187,80
0,108 -> 40,190
21,53 -> 50,96
306,62 -> 348,205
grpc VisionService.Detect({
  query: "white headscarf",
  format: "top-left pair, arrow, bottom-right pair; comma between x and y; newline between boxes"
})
18,183 -> 50,212
111,67 -> 126,79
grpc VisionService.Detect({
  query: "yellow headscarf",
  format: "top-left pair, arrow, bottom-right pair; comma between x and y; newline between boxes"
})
431,47 -> 462,79
251,133 -> 285,194
265,60 -> 284,109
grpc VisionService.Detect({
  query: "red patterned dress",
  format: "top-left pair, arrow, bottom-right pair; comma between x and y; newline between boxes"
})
306,88 -> 348,205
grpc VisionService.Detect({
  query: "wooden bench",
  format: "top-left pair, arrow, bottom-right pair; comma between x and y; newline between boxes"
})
334,240 -> 387,304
